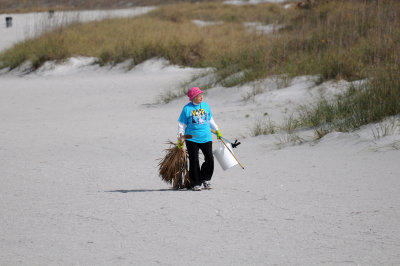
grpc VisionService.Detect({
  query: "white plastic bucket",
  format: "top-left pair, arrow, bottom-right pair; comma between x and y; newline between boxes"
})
213,142 -> 238,171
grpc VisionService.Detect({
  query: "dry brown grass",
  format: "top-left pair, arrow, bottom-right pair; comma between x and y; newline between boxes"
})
0,0 -> 224,13
1,11 -> 270,71
148,2 -> 284,23
158,141 -> 190,189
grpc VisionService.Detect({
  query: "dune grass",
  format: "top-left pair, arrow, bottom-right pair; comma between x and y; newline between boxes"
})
0,2 -> 281,81
297,64 -> 400,136
0,0 -> 223,13
1,0 -> 399,136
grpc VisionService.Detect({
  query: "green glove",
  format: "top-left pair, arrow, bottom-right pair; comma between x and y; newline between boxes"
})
177,138 -> 184,149
216,130 -> 223,140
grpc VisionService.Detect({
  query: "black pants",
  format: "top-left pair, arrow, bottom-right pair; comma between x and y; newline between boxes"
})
185,141 -> 214,187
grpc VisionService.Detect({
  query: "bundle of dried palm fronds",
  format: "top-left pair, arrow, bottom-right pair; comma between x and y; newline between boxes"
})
158,140 -> 191,189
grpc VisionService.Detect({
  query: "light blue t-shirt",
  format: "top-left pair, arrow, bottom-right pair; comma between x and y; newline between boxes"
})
178,101 -> 213,143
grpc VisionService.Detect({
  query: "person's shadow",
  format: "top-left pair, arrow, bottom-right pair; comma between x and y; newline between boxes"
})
105,188 -> 190,193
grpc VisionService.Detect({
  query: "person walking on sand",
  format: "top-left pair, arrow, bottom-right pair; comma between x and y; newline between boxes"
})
177,87 -> 223,191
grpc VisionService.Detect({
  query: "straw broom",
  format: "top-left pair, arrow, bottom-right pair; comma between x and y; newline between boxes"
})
158,137 -> 191,189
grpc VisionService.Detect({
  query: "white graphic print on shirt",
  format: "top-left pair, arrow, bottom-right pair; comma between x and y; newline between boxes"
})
191,108 -> 208,125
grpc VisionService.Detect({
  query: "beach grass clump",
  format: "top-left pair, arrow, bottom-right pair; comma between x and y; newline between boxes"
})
295,63 -> 400,139
0,29 -> 70,69
251,118 -> 276,137
242,83 -> 265,102
371,117 -> 400,140
159,70 -> 216,103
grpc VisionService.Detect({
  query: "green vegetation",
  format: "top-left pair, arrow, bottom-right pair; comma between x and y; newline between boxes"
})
1,0 -> 399,137
298,65 -> 400,136
251,118 -> 276,136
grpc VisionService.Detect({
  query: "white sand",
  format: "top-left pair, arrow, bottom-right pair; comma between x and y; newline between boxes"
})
1,11 -> 400,266
243,22 -> 284,34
